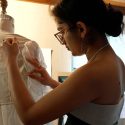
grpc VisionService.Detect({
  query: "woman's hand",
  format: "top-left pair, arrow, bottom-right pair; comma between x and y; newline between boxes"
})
26,58 -> 54,86
3,37 -> 19,65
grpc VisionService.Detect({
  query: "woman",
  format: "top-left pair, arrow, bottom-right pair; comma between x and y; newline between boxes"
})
3,0 -> 125,125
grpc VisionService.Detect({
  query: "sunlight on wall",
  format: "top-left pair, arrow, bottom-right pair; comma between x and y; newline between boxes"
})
108,35 -> 125,63
6,0 -> 72,80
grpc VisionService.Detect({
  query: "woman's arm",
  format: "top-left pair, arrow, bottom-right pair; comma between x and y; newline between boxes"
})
4,38 -> 98,125
26,57 -> 60,89
8,59 -> 35,124
7,59 -> 98,125
17,0 -> 59,5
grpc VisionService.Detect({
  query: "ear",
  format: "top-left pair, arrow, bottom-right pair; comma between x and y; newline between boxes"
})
76,21 -> 87,39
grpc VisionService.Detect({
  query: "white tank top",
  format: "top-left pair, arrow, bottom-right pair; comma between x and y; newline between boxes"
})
71,58 -> 125,125
71,96 -> 124,125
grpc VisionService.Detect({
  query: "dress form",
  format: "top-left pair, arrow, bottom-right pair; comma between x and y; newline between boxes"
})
0,1 -> 50,125
0,14 -> 14,33
0,0 -> 14,33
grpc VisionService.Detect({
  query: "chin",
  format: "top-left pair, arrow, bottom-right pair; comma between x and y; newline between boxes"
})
72,53 -> 80,56
72,53 -> 77,56
72,52 -> 83,56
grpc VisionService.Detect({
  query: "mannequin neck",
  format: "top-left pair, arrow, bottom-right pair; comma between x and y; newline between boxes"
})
0,14 -> 14,34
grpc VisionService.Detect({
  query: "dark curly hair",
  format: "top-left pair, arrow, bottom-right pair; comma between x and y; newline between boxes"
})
51,0 -> 124,37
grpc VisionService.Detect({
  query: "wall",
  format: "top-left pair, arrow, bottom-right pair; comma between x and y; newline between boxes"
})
7,0 -> 72,80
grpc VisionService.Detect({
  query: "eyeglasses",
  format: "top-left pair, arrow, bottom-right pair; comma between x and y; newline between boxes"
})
54,30 -> 65,45
54,26 -> 74,45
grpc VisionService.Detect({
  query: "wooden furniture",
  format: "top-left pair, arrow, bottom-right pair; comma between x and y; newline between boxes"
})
16,0 -> 58,5
104,0 -> 125,14
104,0 -> 125,7
17,0 -> 125,14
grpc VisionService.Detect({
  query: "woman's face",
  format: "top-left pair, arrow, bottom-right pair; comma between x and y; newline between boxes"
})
55,19 -> 86,56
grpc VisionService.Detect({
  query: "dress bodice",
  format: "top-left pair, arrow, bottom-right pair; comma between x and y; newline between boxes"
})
0,34 -> 47,104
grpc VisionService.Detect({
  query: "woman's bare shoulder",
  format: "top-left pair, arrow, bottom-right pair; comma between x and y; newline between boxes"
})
71,60 -> 115,86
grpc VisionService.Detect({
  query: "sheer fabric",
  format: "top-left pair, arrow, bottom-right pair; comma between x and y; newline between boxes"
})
0,33 -> 50,125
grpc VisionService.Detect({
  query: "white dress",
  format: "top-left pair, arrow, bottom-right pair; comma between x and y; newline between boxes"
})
0,33 -> 51,125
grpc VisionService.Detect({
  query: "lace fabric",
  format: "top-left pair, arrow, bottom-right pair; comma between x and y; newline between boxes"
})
0,35 -> 47,103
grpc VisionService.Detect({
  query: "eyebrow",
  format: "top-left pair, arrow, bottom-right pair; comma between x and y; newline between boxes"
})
57,27 -> 63,31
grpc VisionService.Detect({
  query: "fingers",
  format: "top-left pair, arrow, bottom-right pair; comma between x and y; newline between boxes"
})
27,73 -> 44,83
27,68 -> 43,75
26,58 -> 44,69
26,68 -> 45,83
26,58 -> 39,68
4,37 -> 18,44
3,37 -> 19,61
3,37 -> 18,48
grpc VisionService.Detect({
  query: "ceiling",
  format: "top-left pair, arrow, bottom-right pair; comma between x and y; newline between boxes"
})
16,0 -> 125,14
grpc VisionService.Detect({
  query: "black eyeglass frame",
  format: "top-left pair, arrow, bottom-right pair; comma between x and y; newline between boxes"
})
54,26 -> 75,44
54,30 -> 65,44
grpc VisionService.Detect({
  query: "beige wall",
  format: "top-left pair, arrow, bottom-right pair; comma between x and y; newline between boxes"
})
7,0 -> 72,80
